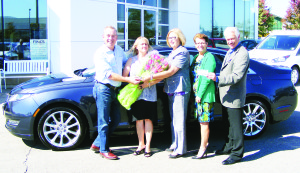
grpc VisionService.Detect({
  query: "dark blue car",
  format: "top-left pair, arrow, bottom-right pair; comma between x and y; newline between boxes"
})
3,47 -> 297,150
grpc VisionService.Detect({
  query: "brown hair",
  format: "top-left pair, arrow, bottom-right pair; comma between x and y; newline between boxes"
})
193,33 -> 209,43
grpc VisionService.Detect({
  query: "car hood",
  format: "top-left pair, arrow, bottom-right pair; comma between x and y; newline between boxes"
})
249,49 -> 292,63
10,72 -> 88,94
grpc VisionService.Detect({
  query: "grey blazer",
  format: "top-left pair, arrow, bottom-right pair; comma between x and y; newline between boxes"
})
218,44 -> 250,108
164,46 -> 191,93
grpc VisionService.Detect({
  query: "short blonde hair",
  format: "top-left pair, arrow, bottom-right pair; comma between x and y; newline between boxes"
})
128,36 -> 153,56
166,28 -> 186,47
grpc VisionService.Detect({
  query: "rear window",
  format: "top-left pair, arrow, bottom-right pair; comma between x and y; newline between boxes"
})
257,35 -> 300,51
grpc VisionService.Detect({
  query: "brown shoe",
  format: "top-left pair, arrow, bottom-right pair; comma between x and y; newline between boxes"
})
100,152 -> 118,160
90,144 -> 100,152
91,145 -> 113,153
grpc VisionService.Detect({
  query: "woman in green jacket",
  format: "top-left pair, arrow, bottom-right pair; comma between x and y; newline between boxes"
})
190,33 -> 216,159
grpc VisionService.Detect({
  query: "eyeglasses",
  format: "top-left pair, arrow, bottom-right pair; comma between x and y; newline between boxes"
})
168,36 -> 177,40
195,42 -> 207,45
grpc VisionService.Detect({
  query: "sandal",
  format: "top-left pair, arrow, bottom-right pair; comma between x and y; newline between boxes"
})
144,152 -> 152,157
133,148 -> 145,156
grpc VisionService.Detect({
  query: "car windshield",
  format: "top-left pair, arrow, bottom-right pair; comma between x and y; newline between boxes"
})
257,35 -> 300,51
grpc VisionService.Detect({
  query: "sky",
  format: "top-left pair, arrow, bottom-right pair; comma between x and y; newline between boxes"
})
265,0 -> 291,18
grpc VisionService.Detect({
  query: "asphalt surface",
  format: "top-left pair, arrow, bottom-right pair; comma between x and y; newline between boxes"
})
1,87 -> 300,173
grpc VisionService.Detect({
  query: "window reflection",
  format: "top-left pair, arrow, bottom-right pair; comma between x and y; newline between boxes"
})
158,0 -> 169,8
213,0 -> 234,38
144,0 -> 157,7
127,0 -> 142,5
200,0 -> 212,37
2,0 -> 47,63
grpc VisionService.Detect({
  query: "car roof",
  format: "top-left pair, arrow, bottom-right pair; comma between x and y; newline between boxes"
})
269,30 -> 300,36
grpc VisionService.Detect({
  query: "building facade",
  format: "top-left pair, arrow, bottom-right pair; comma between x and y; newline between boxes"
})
0,0 -> 258,77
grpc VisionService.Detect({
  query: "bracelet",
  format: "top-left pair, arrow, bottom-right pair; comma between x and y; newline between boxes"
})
148,82 -> 151,88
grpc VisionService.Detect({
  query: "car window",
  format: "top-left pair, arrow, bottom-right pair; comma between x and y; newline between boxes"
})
258,35 -> 300,51
208,39 -> 213,47
214,40 -> 230,49
297,48 -> 300,56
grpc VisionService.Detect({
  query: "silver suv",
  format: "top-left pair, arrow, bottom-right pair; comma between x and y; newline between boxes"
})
249,30 -> 300,84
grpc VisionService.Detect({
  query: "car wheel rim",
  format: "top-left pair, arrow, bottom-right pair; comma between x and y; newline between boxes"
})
243,103 -> 266,137
43,111 -> 81,148
291,69 -> 298,84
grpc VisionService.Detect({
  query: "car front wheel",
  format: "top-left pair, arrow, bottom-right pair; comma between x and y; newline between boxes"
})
291,67 -> 299,85
242,100 -> 269,138
37,107 -> 86,150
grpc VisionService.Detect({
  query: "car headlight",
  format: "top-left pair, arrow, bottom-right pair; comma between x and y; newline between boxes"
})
271,55 -> 290,63
8,93 -> 33,102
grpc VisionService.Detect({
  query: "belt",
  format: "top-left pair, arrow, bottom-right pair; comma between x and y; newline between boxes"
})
166,91 -> 188,96
97,82 -> 118,90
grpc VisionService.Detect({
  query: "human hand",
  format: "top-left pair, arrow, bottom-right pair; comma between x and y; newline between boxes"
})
138,82 -> 149,90
207,73 -> 216,81
142,76 -> 151,83
128,76 -> 141,85
196,96 -> 201,103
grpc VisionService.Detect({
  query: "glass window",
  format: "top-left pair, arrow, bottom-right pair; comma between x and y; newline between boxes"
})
200,0 -> 212,38
144,10 -> 156,45
235,0 -> 255,40
158,0 -> 169,8
117,23 -> 125,40
127,0 -> 142,5
213,0 -> 234,38
128,8 -> 141,48
158,25 -> 168,41
143,0 -> 157,7
118,0 -> 125,2
159,10 -> 168,24
117,4 -> 125,21
2,0 -> 47,62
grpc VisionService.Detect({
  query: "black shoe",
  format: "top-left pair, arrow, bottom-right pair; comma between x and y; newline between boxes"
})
192,146 -> 208,159
133,148 -> 145,156
222,157 -> 241,165
169,153 -> 182,159
144,152 -> 152,157
215,149 -> 230,155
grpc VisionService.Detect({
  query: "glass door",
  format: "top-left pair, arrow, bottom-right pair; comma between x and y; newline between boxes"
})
126,7 -> 157,50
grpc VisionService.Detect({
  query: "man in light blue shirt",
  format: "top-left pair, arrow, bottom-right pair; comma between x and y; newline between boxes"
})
91,26 -> 140,160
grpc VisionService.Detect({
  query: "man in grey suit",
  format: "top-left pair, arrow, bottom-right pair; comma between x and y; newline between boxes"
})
207,27 -> 249,165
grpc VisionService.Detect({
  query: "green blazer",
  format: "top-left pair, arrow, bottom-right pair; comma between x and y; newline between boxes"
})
191,52 -> 216,103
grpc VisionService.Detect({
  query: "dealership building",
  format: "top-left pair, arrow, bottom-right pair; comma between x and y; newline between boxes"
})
0,0 -> 258,82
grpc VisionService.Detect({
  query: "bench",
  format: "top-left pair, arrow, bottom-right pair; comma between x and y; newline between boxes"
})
1,60 -> 49,91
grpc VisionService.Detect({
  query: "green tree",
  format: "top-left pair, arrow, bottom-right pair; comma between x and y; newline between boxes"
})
284,0 -> 300,29
258,0 -> 274,37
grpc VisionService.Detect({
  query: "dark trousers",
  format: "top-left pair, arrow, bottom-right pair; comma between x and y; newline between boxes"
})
222,105 -> 244,160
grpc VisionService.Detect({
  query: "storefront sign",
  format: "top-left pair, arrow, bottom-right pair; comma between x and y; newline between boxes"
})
30,39 -> 48,60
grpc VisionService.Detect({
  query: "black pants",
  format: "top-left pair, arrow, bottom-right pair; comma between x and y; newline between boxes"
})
222,105 -> 244,160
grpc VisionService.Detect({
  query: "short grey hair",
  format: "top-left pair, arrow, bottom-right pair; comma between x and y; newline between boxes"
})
224,27 -> 240,38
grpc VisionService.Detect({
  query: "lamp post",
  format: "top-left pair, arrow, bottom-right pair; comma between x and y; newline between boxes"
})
29,9 -> 31,39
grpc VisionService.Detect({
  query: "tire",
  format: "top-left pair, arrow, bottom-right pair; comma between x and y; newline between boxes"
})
37,107 -> 86,151
291,67 -> 299,85
242,99 -> 269,138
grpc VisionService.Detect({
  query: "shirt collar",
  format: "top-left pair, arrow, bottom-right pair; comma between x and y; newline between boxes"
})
103,44 -> 115,53
229,42 -> 241,53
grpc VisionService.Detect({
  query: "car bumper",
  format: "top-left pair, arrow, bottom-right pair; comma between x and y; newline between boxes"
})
271,89 -> 298,123
3,98 -> 39,141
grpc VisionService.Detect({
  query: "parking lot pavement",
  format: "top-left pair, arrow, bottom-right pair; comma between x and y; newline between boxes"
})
1,87 -> 300,173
